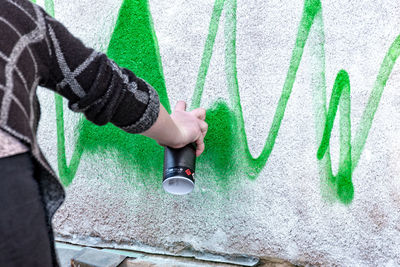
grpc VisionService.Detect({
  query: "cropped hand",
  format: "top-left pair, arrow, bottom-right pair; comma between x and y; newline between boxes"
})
170,101 -> 208,156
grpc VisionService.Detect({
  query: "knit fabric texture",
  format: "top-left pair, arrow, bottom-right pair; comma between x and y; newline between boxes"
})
0,0 -> 160,265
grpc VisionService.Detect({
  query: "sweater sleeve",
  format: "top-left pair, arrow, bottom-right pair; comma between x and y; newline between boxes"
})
38,9 -> 160,134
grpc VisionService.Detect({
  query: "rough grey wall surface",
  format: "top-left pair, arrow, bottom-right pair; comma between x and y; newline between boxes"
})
36,0 -> 400,266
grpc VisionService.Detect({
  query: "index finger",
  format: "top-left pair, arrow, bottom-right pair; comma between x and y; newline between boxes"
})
195,136 -> 205,157
190,108 -> 206,120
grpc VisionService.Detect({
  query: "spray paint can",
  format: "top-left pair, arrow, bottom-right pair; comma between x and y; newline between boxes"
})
163,143 -> 196,195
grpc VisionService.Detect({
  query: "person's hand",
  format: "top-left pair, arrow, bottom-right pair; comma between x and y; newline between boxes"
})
169,101 -> 208,156
140,101 -> 208,156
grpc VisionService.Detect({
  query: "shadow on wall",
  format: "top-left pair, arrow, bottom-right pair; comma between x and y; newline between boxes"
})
50,0 -> 400,204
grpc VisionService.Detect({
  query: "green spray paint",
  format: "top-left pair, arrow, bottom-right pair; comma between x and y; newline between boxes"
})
44,0 -> 54,16
32,0 -> 54,15
53,0 -> 400,203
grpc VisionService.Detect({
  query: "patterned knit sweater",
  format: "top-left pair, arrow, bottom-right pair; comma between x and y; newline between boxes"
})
0,0 -> 160,264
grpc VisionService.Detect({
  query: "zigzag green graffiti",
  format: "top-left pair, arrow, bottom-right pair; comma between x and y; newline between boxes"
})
52,0 -> 400,204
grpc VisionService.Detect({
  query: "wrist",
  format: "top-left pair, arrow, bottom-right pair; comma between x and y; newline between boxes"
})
141,104 -> 183,147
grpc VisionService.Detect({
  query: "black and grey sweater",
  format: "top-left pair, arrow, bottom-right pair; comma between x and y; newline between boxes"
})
0,0 -> 160,263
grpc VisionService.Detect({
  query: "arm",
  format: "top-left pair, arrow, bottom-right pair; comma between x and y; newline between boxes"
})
39,13 -> 159,134
34,5 -> 207,155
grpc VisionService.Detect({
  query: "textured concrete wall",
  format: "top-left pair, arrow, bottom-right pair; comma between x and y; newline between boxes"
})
36,0 -> 400,265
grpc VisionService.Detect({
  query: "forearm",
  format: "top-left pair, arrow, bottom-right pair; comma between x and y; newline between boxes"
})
140,103 -> 181,147
32,4 -> 207,153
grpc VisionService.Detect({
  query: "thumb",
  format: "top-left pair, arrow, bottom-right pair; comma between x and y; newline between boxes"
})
174,101 -> 187,112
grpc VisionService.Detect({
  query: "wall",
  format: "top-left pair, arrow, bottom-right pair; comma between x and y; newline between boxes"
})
36,0 -> 400,265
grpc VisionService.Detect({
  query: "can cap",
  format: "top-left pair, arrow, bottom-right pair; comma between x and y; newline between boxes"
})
162,176 -> 194,195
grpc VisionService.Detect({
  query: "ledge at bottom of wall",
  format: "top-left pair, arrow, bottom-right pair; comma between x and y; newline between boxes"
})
56,241 -> 299,267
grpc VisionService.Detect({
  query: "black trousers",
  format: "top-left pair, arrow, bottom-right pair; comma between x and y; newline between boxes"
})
0,152 -> 53,266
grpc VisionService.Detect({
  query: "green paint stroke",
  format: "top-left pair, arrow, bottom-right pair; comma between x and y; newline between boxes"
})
107,0 -> 169,111
54,0 -> 400,204
45,0 -> 55,17
317,70 -> 353,202
33,0 -> 54,15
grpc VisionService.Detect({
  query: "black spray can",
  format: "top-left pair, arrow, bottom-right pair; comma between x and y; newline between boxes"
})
163,143 -> 196,195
